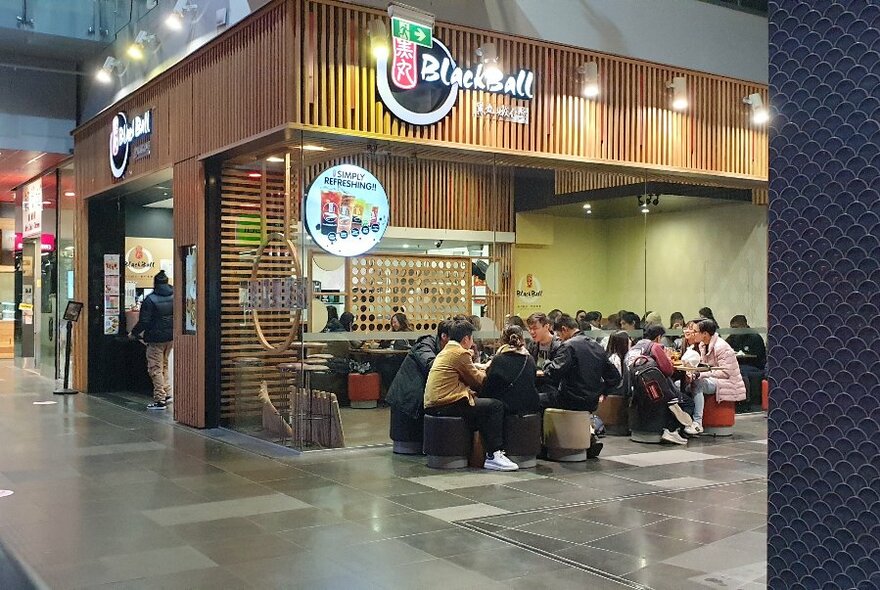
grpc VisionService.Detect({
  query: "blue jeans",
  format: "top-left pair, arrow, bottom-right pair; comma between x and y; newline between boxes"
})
691,377 -> 717,423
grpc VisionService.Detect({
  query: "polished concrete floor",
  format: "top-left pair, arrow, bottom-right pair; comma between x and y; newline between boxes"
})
0,361 -> 767,589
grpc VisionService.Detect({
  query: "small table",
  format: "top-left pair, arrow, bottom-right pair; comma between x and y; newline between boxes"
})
673,365 -> 722,373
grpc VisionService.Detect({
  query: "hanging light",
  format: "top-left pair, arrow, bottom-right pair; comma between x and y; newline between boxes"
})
166,0 -> 197,30
744,92 -> 769,124
667,76 -> 688,110
369,19 -> 389,60
95,56 -> 126,83
577,62 -> 599,98
476,42 -> 502,81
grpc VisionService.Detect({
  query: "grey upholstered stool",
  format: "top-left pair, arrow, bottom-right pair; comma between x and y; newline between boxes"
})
503,414 -> 542,468
423,414 -> 471,469
390,408 -> 424,455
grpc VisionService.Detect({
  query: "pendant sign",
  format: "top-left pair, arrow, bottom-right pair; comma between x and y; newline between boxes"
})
109,110 -> 152,179
377,35 -> 534,127
305,165 -> 389,257
391,17 -> 432,48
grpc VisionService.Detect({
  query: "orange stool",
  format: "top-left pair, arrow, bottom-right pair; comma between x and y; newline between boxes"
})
761,379 -> 769,412
702,393 -> 735,436
348,373 -> 381,408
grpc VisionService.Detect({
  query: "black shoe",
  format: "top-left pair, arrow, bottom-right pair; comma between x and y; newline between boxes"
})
587,441 -> 604,459
147,402 -> 167,411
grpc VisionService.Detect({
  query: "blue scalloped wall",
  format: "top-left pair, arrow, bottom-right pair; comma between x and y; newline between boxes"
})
768,1 -> 880,588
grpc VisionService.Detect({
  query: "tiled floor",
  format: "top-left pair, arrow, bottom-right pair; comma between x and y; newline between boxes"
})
0,361 -> 767,589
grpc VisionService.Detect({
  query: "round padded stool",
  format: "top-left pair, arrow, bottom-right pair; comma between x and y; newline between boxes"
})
542,409 -> 591,461
596,395 -> 630,436
423,415 -> 471,469
504,414 -> 542,468
702,393 -> 735,436
390,408 -> 424,455
628,388 -> 667,444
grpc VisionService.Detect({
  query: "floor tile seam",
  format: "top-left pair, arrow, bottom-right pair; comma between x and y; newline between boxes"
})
452,520 -> 650,590
459,477 -> 766,527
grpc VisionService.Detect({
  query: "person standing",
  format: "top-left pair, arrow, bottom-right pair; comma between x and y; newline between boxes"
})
131,271 -> 174,410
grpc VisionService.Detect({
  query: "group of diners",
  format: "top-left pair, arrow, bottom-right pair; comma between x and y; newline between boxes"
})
387,305 -> 759,472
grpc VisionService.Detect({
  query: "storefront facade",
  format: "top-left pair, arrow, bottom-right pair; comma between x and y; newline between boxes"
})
72,0 -> 768,431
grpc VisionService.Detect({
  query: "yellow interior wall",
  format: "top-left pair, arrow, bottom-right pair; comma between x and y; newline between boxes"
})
513,202 -> 768,327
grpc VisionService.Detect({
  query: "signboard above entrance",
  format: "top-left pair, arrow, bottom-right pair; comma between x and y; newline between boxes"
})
305,164 -> 389,257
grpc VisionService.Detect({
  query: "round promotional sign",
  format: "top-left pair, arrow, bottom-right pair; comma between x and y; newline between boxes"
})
305,165 -> 389,257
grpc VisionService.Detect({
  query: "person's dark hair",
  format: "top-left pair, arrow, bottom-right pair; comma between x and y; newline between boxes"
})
340,311 -> 355,331
584,311 -> 601,323
154,270 -> 169,286
606,330 -> 630,360
502,325 -> 526,349
604,313 -> 620,328
669,311 -> 684,326
548,309 -> 563,324
526,312 -> 549,326
575,309 -> 587,320
391,312 -> 409,331
697,318 -> 718,336
552,313 -> 578,333
621,311 -> 641,329
437,319 -> 452,341
507,315 -> 526,329
698,307 -> 715,320
577,320 -> 593,332
448,319 -> 475,343
644,324 -> 666,342
468,315 -> 482,331
326,306 -> 339,321
730,314 -> 749,328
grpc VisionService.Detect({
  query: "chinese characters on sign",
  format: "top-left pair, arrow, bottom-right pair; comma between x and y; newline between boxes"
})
474,102 -> 530,124
391,38 -> 418,90
22,180 -> 42,239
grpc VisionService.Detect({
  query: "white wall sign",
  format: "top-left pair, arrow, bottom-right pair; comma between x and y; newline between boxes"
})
110,110 -> 152,179
305,164 -> 389,257
377,36 -> 534,126
22,180 -> 42,239
516,273 -> 543,305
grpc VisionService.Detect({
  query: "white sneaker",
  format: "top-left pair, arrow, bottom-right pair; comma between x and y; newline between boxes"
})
684,422 -> 704,436
484,450 -> 519,471
661,429 -> 688,445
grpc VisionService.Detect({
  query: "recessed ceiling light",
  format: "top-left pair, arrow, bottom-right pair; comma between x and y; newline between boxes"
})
247,172 -> 262,178
582,203 -> 591,209
0,490 -> 13,499
302,145 -> 329,152
64,191 -> 75,197
402,244 -> 410,249
42,201 -> 52,205
641,206 -> 650,214
266,156 -> 285,163
33,401 -> 57,405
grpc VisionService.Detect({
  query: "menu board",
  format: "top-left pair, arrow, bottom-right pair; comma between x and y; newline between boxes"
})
103,254 -> 121,335
305,164 -> 389,257
22,180 -> 42,239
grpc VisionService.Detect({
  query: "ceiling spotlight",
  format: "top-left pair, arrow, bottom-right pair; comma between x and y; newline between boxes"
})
95,56 -> 126,83
667,76 -> 688,110
127,31 -> 158,60
476,42 -> 502,81
582,203 -> 591,209
302,144 -> 329,152
369,19 -> 389,60
577,61 -> 599,98
63,191 -> 75,197
586,209 -> 593,215
744,92 -> 769,124
641,205 -> 650,214
266,156 -> 285,163
166,0 -> 197,30
247,172 -> 262,178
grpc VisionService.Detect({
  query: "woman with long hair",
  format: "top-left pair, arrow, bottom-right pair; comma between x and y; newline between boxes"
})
481,325 -> 540,415
606,330 -> 632,375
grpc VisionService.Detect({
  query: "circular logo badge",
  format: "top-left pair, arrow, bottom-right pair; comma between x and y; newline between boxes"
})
305,165 -> 389,257
516,273 -> 543,305
110,112 -> 129,179
125,245 -> 155,274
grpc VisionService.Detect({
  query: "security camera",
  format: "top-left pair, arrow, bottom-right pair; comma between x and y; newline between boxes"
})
434,240 -> 443,248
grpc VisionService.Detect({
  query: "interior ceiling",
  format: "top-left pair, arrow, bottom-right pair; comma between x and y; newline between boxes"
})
540,194 -> 741,219
125,183 -> 173,207
0,150 -> 68,202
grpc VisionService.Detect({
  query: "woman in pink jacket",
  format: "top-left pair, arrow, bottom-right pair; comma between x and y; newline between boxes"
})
685,318 -> 747,434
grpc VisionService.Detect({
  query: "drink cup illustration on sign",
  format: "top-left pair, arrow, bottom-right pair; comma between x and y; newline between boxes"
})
320,190 -> 340,241
337,193 -> 354,238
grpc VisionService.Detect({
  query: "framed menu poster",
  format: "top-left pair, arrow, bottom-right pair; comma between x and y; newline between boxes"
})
181,245 -> 196,334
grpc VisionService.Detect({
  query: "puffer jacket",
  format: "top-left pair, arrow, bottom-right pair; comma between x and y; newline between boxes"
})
386,334 -> 440,419
699,334 -> 747,402
131,283 -> 174,343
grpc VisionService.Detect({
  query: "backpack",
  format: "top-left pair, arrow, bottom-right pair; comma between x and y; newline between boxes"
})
628,341 -> 678,405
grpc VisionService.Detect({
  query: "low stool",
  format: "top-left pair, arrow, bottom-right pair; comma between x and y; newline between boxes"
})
423,415 -> 471,469
702,393 -> 735,436
543,409 -> 591,462
596,395 -> 630,436
390,408 -> 424,455
504,414 -> 542,468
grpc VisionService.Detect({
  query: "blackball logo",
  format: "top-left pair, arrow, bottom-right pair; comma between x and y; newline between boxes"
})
110,111 -> 152,179
376,37 -> 534,126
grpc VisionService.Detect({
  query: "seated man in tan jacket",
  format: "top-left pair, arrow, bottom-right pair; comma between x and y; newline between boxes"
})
424,319 -> 518,471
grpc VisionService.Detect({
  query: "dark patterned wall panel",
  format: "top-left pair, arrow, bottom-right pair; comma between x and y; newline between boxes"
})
768,2 -> 880,589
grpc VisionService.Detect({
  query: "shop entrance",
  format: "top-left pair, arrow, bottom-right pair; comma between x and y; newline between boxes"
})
86,180 -> 174,397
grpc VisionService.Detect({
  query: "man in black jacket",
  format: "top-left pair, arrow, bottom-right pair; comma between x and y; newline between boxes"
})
542,314 -> 622,457
386,320 -> 452,419
131,271 -> 174,410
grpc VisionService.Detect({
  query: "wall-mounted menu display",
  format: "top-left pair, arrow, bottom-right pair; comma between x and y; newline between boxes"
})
103,254 -> 120,335
305,164 -> 389,257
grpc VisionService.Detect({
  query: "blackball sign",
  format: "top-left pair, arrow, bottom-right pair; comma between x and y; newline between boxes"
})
305,164 -> 389,257
110,110 -> 152,179
376,36 -> 535,126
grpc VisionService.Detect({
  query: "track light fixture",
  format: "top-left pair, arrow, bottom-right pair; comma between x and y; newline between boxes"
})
127,31 -> 158,60
476,42 -> 502,81
368,19 -> 389,60
166,0 -> 197,30
667,76 -> 688,110
744,92 -> 769,124
577,61 -> 599,98
95,56 -> 126,83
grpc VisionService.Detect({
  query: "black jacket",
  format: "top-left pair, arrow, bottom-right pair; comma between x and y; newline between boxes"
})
132,284 -> 173,343
386,334 -> 440,419
543,331 -> 621,411
482,351 -> 541,415
527,336 -> 564,366
725,333 -> 766,369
